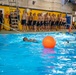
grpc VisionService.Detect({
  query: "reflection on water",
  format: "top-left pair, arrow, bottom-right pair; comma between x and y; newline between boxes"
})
0,32 -> 76,75
43,48 -> 55,55
43,48 -> 55,59
41,48 -> 56,72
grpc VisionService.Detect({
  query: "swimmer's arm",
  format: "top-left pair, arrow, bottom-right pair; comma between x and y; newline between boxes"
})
33,41 -> 39,43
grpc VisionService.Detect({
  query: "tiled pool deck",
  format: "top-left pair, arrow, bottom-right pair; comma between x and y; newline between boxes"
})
0,29 -> 76,34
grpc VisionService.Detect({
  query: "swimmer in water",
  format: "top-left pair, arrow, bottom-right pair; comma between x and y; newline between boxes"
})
66,40 -> 69,43
23,37 -> 38,43
23,37 -> 28,41
63,40 -> 69,45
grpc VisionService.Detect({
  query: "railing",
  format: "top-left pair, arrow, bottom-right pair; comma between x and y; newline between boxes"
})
0,22 -> 21,33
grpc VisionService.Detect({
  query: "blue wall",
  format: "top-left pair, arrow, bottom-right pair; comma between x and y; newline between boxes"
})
66,15 -> 71,29
66,16 -> 71,25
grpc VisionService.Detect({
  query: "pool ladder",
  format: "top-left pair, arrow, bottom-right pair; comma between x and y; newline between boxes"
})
8,0 -> 20,30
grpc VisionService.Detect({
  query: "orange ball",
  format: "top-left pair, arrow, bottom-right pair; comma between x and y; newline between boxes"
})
42,36 -> 56,48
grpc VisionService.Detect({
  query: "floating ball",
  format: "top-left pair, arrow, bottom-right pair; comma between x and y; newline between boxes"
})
42,36 -> 56,48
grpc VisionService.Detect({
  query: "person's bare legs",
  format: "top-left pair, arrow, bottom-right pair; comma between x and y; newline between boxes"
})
22,25 -> 25,32
34,25 -> 37,32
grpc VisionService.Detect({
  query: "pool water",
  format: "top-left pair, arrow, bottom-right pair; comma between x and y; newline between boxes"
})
0,32 -> 76,75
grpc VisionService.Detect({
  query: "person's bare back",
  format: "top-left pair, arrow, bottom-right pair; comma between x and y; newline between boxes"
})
23,37 -> 38,43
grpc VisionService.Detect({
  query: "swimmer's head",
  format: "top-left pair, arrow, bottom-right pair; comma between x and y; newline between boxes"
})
67,40 -> 69,43
23,37 -> 28,41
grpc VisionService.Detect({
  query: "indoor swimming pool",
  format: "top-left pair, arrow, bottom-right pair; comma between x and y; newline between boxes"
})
0,32 -> 76,75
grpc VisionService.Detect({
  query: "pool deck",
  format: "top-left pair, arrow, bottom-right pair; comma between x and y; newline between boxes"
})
0,29 -> 76,34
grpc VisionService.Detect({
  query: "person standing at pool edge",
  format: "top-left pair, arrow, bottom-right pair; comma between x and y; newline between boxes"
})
0,10 -> 3,31
69,25 -> 72,33
21,10 -> 28,32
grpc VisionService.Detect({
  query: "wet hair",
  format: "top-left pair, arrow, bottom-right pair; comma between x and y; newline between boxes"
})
67,40 -> 69,43
23,37 -> 28,41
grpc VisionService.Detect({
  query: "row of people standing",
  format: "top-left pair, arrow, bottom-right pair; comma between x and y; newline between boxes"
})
21,10 -> 66,32
0,9 -> 66,32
